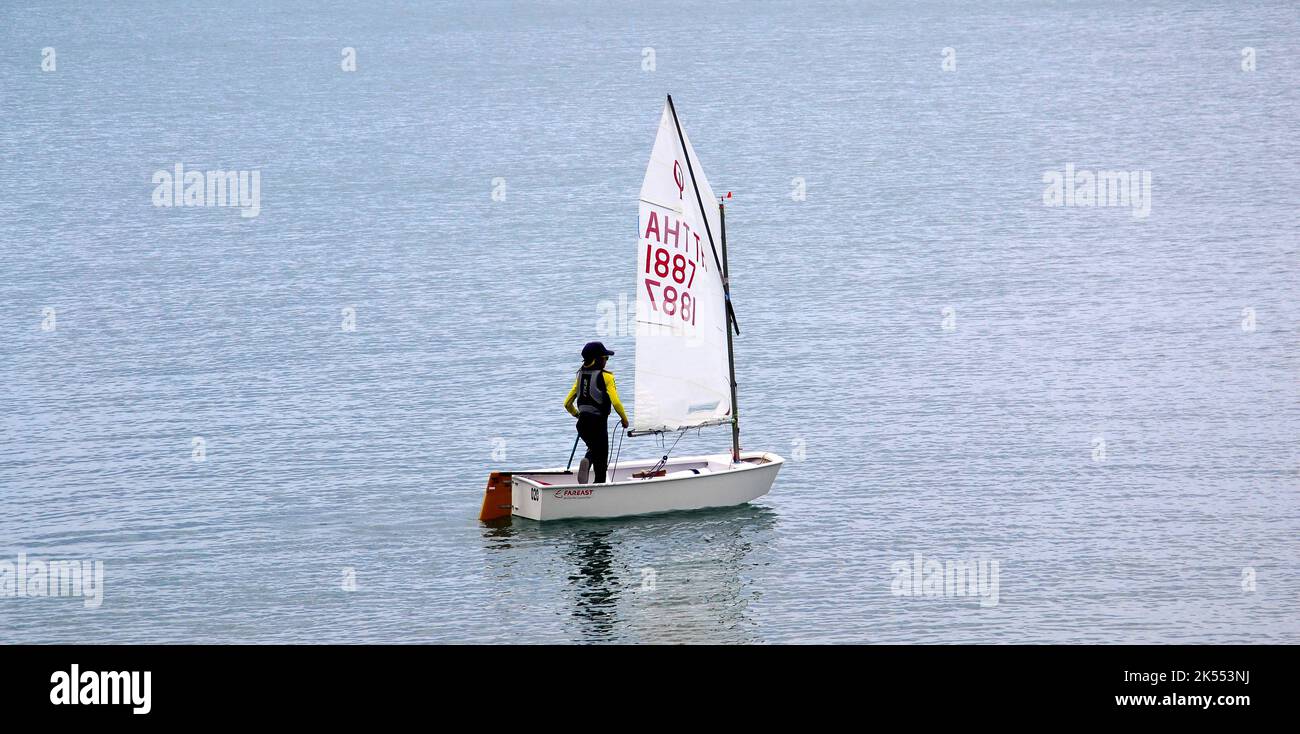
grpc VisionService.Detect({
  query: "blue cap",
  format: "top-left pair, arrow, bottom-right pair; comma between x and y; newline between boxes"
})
582,341 -> 615,360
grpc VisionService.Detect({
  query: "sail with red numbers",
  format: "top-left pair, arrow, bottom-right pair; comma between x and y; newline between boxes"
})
632,99 -> 732,434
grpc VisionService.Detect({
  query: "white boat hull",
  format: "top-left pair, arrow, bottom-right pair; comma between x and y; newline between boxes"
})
506,451 -> 782,521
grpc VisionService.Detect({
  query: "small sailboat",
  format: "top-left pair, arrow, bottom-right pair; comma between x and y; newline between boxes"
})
480,95 -> 783,522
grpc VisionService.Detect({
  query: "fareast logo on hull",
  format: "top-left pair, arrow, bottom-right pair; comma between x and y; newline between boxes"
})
554,488 -> 594,499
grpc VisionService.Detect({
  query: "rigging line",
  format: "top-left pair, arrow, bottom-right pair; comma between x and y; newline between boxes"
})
639,197 -> 683,209
607,421 -> 622,472
648,428 -> 687,476
633,319 -> 725,332
610,426 -> 625,484
669,429 -> 685,454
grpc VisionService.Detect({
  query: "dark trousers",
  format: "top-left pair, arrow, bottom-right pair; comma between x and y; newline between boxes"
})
576,413 -> 608,483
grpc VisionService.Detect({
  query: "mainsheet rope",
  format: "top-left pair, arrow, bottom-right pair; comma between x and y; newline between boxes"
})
608,423 -> 625,483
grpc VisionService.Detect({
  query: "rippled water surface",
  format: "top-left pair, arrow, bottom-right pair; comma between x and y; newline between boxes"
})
1,1 -> 1297,643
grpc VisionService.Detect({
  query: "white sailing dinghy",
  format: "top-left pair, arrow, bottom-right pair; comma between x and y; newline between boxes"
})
480,96 -> 783,522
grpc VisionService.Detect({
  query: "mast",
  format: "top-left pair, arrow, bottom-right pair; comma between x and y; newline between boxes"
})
665,94 -> 742,462
720,199 -> 741,463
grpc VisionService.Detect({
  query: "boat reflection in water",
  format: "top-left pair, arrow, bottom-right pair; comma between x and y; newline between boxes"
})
481,504 -> 779,644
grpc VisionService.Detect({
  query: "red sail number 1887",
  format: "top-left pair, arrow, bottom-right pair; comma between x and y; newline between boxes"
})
644,244 -> 696,326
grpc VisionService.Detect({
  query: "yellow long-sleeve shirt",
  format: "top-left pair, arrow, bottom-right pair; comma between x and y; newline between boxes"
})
564,369 -> 628,423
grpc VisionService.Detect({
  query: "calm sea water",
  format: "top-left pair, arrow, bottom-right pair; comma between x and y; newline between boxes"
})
2,1 -> 1297,644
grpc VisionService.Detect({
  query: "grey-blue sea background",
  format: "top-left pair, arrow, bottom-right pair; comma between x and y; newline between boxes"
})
2,0 -> 1297,643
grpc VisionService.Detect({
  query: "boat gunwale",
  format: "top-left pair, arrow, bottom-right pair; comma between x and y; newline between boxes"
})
509,451 -> 783,490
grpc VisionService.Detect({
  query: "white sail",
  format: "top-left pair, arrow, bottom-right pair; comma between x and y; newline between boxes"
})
632,99 -> 731,434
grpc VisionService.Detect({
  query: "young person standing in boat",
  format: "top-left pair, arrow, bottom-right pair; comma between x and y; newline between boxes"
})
564,341 -> 629,484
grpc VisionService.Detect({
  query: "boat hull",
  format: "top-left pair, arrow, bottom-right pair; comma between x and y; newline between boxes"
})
508,451 -> 782,521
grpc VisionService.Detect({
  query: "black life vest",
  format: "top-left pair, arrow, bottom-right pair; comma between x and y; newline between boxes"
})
576,367 -> 611,417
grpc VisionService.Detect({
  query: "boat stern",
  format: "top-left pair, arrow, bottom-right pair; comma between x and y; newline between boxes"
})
478,472 -> 514,522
